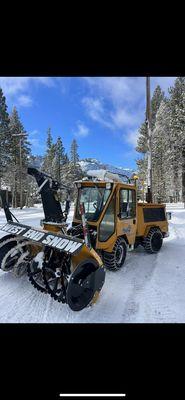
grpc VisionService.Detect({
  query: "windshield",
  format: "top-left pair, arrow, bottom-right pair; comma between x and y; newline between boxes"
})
76,186 -> 112,221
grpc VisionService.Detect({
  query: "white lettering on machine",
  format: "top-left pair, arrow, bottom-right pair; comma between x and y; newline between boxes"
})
0,223 -> 83,254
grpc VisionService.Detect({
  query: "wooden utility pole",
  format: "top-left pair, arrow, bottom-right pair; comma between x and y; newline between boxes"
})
146,77 -> 153,203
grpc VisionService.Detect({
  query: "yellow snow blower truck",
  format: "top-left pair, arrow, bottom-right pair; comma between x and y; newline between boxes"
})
0,167 -> 169,311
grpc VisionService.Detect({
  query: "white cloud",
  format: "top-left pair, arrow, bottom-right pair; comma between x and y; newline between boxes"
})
74,122 -> 90,137
82,77 -> 177,135
124,129 -> 139,147
83,77 -> 145,107
0,77 -> 56,109
34,77 -> 55,87
81,78 -> 145,133
0,77 -> 30,96
82,94 -> 143,132
83,77 -> 177,105
82,97 -> 114,129
111,108 -> 141,129
0,77 -> 55,94
17,94 -> 33,107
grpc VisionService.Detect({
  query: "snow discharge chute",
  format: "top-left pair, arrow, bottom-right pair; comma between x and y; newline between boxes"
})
0,167 -> 106,311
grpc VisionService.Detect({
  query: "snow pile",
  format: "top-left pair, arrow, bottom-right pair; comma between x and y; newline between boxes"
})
0,203 -> 185,322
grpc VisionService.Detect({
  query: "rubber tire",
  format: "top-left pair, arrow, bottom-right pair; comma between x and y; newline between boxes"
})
103,237 -> 127,271
0,234 -> 15,245
0,239 -> 18,270
144,228 -> 163,254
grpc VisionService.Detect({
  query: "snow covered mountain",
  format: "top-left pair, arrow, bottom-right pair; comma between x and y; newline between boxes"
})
79,158 -> 136,178
28,155 -> 136,179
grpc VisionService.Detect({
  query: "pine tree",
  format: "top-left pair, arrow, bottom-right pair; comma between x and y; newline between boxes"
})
61,162 -> 84,200
52,137 -> 66,182
135,156 -> 148,200
6,107 -> 31,207
51,138 -> 83,200
64,152 -> 69,163
182,137 -> 185,207
136,85 -> 166,193
42,128 -> 56,176
9,107 -> 30,162
136,121 -> 148,154
138,78 -> 185,203
181,89 -> 185,206
46,127 -> 52,150
168,77 -> 185,201
136,85 -> 165,155
152,100 -> 171,202
0,87 -> 10,188
70,139 -> 79,165
150,85 -> 166,129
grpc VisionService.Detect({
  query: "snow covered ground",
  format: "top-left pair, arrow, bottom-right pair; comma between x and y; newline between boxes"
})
0,203 -> 185,323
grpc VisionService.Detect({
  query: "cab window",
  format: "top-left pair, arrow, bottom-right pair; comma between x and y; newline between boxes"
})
119,189 -> 136,219
99,193 -> 115,242
76,186 -> 111,222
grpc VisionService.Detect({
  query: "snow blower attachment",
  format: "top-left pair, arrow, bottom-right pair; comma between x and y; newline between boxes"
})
0,167 -> 105,311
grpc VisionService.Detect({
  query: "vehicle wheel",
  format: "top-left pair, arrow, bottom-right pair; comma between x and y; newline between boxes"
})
144,228 -> 163,253
66,259 -> 105,311
103,237 -> 127,271
0,237 -> 19,271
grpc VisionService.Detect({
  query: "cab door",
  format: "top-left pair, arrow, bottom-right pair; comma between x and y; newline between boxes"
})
117,188 -> 137,245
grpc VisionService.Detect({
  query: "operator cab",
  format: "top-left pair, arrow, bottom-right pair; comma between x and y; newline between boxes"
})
72,171 -> 137,252
75,181 -> 113,222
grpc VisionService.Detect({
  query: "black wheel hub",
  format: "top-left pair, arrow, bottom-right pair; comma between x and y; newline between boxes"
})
66,260 -> 105,311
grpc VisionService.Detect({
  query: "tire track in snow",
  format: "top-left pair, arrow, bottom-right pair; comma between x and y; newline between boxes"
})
0,271 -> 47,322
137,241 -> 185,323
121,249 -> 159,322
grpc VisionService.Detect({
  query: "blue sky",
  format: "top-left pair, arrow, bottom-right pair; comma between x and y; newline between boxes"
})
0,77 -> 176,169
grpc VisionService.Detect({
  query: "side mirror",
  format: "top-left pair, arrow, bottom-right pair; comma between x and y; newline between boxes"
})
166,212 -> 172,220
